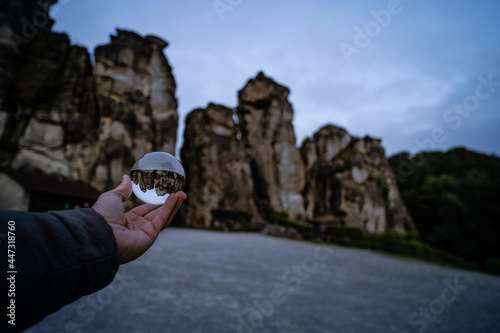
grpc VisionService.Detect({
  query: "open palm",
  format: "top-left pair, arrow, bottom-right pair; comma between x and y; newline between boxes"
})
93,175 -> 186,264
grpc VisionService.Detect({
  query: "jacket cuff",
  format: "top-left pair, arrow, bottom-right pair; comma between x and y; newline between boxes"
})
46,208 -> 120,294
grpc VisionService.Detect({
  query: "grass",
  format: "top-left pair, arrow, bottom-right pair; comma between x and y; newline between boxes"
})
176,210 -> 499,275
323,226 -> 483,272
269,211 -> 310,233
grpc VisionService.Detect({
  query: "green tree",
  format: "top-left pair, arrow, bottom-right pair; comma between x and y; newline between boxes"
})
389,147 -> 500,271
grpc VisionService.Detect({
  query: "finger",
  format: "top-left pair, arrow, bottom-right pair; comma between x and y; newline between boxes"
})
92,175 -> 132,213
129,203 -> 161,217
166,191 -> 186,225
144,191 -> 186,221
109,174 -> 133,202
144,206 -> 162,220
150,193 -> 178,232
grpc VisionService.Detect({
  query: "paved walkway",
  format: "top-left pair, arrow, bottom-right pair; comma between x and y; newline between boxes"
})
28,229 -> 500,333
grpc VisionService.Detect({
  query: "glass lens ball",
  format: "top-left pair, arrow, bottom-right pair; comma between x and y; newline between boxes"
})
130,152 -> 185,204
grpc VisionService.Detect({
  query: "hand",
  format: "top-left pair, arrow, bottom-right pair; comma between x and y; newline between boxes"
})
92,174 -> 186,264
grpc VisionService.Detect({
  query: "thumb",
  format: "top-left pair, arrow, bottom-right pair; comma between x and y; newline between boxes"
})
110,174 -> 133,202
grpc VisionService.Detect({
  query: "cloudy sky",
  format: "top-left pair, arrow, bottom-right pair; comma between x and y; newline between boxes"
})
50,0 -> 500,157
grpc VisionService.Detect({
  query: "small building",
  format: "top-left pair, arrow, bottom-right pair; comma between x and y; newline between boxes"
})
0,167 -> 100,212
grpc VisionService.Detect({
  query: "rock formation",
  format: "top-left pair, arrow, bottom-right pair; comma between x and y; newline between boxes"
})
237,72 -> 306,220
130,170 -> 185,196
181,103 -> 261,230
92,29 -> 178,191
0,0 -> 56,119
0,21 -> 98,179
1,1 -> 414,237
301,125 -> 413,233
180,74 -> 413,235
0,1 -> 178,193
180,73 -> 308,229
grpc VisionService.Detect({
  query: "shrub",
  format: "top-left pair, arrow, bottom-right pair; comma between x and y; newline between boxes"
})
270,211 -> 310,234
325,226 -> 365,244
484,258 -> 500,275
333,159 -> 352,173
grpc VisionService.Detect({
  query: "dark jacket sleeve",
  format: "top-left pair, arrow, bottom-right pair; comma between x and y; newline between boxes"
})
0,208 -> 119,332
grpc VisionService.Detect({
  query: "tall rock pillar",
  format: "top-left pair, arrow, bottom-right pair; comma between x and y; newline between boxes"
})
92,29 -> 178,191
237,72 -> 305,220
181,103 -> 260,230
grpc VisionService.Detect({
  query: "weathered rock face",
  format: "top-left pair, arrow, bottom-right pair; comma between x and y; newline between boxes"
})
181,103 -> 261,230
237,72 -> 306,220
301,125 -> 413,234
0,0 -> 56,117
0,0 -> 178,195
91,29 -> 178,191
181,75 -> 412,235
62,46 -> 101,182
0,26 -> 98,179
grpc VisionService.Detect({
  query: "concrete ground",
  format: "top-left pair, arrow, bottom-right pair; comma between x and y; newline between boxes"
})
27,228 -> 500,333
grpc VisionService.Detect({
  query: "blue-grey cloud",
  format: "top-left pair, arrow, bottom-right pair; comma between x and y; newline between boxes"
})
50,0 -> 500,157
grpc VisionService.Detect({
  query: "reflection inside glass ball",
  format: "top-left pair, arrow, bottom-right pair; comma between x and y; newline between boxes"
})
130,152 -> 185,204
